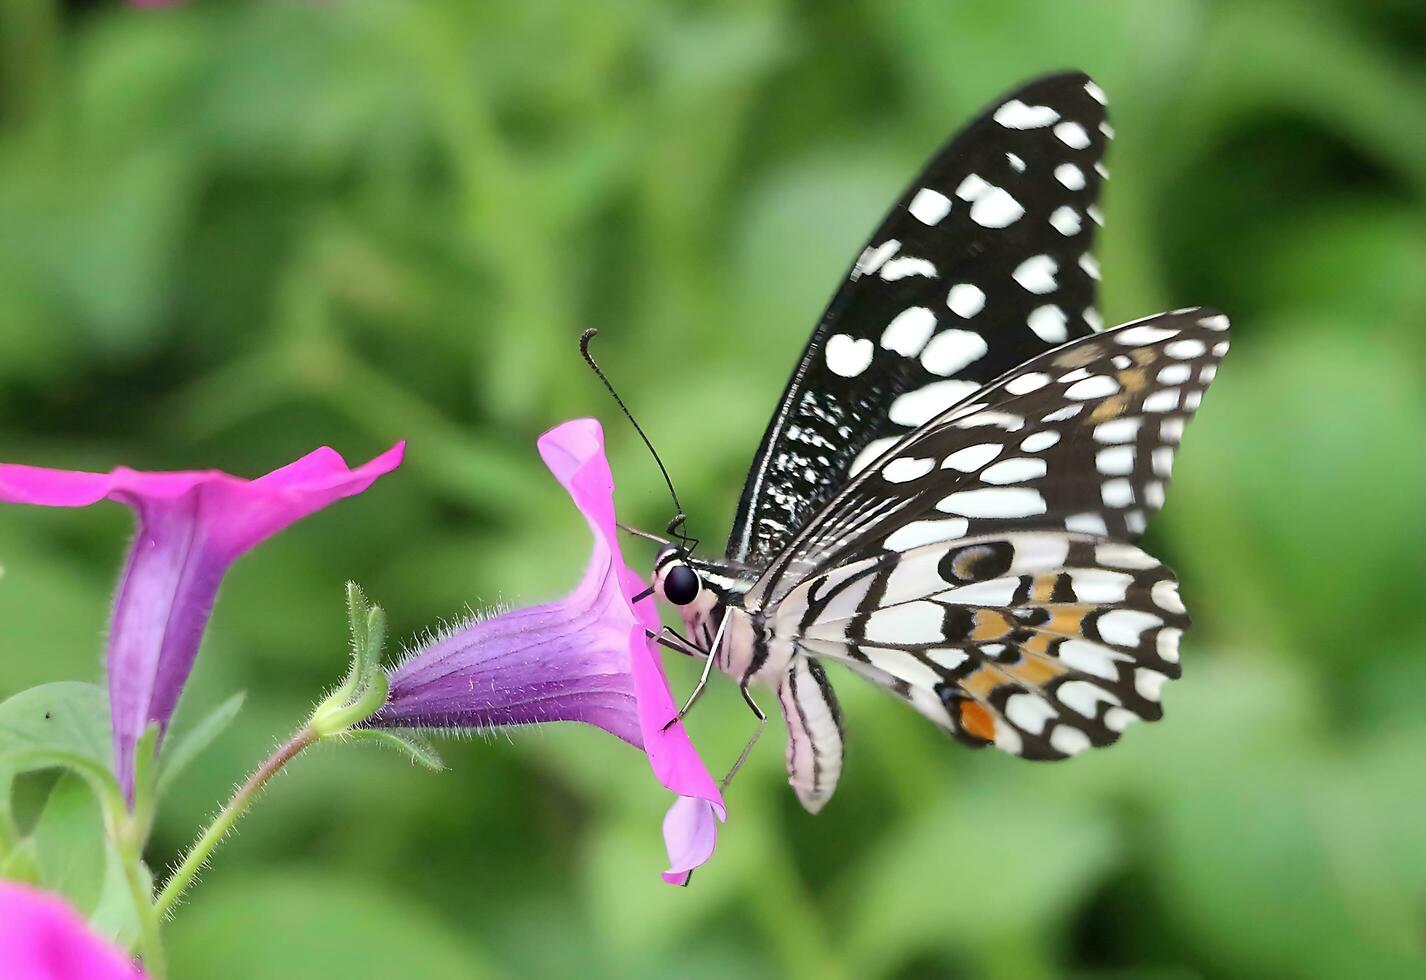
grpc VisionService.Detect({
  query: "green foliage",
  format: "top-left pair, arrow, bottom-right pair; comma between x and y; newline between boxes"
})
1,0 -> 1424,977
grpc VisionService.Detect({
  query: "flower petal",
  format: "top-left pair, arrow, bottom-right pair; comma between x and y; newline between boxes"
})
536,420 -> 725,818
0,882 -> 146,979
661,795 -> 723,885
0,445 -> 405,804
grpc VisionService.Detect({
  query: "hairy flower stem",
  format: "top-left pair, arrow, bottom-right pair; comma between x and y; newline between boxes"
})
118,842 -> 166,980
154,727 -> 317,920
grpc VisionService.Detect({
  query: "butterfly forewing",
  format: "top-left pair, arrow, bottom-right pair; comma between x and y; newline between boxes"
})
728,71 -> 1113,568
748,308 -> 1230,606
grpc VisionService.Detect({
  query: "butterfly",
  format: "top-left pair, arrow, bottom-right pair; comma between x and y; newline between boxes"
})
648,71 -> 1228,813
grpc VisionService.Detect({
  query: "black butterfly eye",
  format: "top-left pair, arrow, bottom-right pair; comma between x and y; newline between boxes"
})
664,563 -> 701,606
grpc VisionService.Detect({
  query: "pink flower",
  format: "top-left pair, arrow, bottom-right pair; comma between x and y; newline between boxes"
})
371,419 -> 725,884
0,444 -> 404,804
0,882 -> 145,980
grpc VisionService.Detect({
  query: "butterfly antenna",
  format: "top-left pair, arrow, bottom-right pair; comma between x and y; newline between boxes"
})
580,329 -> 698,552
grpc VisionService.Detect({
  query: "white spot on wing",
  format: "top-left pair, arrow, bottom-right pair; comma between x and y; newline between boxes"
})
884,518 -> 968,551
921,329 -> 989,376
908,188 -> 952,225
1006,694 -> 1058,735
994,99 -> 1060,129
1054,121 -> 1091,149
880,307 -> 938,356
1101,478 -> 1134,507
1020,430 -> 1059,452
880,256 -> 938,281
1165,338 -> 1207,359
1152,579 -> 1185,614
1055,163 -> 1086,190
1098,610 -> 1163,647
825,334 -> 874,378
1012,255 -> 1058,294
882,456 -> 936,484
1058,680 -> 1120,717
889,381 -> 980,426
947,283 -> 986,318
1058,639 -> 1124,680
1005,372 -> 1050,395
864,603 -> 945,645
1093,418 -> 1142,443
1049,205 -> 1081,235
853,239 -> 899,280
1051,726 -> 1091,756
1084,79 -> 1108,104
1095,445 -> 1135,475
1066,375 -> 1120,400
849,436 -> 899,476
971,187 -> 1024,228
865,647 -> 943,687
1065,512 -> 1108,535
942,443 -> 1003,472
980,457 -> 1047,485
1028,305 -> 1069,343
936,487 -> 1047,518
1117,324 -> 1178,345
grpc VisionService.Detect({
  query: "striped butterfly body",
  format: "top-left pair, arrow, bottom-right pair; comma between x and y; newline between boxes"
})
650,72 -> 1228,813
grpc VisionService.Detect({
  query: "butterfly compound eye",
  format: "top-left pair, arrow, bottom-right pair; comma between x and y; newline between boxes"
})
664,563 -> 701,606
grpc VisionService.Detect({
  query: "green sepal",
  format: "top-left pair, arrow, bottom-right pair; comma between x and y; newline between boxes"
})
309,583 -> 392,737
157,692 -> 246,797
343,729 -> 444,771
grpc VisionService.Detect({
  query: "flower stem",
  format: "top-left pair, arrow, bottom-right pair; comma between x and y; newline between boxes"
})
118,843 -> 166,980
153,726 -> 317,920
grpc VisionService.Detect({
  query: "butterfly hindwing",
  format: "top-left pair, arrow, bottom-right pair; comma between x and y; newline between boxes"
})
777,656 -> 845,813
777,531 -> 1188,759
728,71 -> 1113,568
747,308 -> 1229,606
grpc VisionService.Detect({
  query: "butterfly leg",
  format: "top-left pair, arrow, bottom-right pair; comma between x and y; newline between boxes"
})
662,609 -> 730,731
646,626 -> 703,659
721,682 -> 767,790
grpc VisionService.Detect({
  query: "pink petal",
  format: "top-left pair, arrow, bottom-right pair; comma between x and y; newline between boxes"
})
536,420 -> 725,817
0,882 -> 145,979
661,795 -> 723,885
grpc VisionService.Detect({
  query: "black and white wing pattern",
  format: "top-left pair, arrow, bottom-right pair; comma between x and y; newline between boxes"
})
760,309 -> 1228,760
749,308 -> 1230,607
728,71 -> 1113,568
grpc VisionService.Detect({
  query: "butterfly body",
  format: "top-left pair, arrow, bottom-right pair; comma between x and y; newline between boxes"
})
651,71 -> 1228,813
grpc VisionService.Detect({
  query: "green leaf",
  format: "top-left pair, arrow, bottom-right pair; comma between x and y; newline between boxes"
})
0,682 -> 113,771
28,771 -> 108,915
0,684 -> 125,825
86,843 -> 142,952
345,729 -> 444,771
158,692 -> 246,797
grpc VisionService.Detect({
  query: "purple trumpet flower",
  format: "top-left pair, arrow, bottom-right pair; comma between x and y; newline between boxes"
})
0,444 -> 404,804
372,419 -> 726,884
0,882 -> 146,980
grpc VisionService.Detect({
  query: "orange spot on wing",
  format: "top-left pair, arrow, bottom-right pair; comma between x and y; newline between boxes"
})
961,666 -> 1002,698
1090,394 -> 1128,422
1021,632 -> 1055,658
971,610 -> 1014,641
1006,655 -> 1065,686
960,701 -> 996,741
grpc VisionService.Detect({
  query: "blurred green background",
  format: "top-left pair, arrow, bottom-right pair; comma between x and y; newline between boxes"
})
2,1 -> 1425,977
